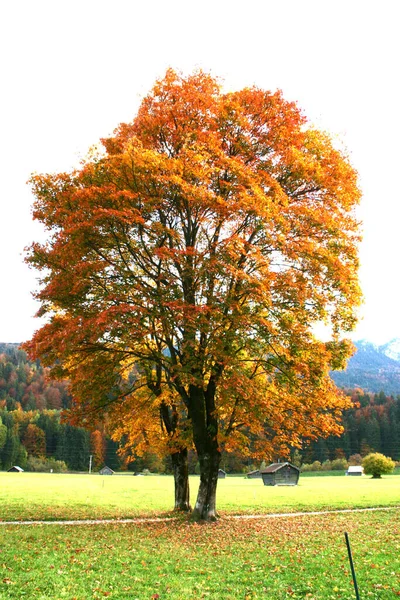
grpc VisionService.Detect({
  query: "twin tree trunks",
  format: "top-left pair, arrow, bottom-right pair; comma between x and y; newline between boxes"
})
172,385 -> 222,520
172,447 -> 221,520
24,69 -> 361,522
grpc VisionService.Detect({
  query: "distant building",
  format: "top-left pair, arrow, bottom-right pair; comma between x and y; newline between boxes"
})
247,470 -> 262,479
346,465 -> 364,476
99,466 -> 114,475
261,462 -> 300,486
218,469 -> 226,479
7,466 -> 24,472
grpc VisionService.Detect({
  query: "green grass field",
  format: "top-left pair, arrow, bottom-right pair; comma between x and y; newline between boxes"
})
1,473 -> 399,598
0,471 -> 399,521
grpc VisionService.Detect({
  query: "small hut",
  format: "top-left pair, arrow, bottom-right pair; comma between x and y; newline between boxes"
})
261,462 -> 300,486
218,469 -> 226,479
247,470 -> 262,479
99,466 -> 114,475
7,466 -> 24,472
346,465 -> 364,476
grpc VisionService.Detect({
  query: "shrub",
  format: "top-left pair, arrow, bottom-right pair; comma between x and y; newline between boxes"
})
348,453 -> 363,466
301,461 -> 322,472
321,460 -> 332,471
362,453 -> 395,479
26,456 -> 68,473
300,463 -> 313,472
302,458 -> 348,472
330,458 -> 348,471
311,460 -> 322,472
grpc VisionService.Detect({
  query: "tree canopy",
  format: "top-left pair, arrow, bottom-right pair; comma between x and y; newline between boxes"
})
25,69 -> 361,519
362,452 -> 395,478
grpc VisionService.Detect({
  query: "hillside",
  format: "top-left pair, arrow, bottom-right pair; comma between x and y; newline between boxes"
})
1,341 -> 400,468
331,339 -> 400,394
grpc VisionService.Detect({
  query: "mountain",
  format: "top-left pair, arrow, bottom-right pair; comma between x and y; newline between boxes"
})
3,339 -> 400,399
331,339 -> 400,395
381,339 -> 400,362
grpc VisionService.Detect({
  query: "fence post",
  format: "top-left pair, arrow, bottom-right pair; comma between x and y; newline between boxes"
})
344,532 -> 360,600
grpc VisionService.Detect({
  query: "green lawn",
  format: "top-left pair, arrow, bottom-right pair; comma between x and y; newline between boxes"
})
1,473 -> 400,599
0,471 -> 399,521
1,510 -> 400,598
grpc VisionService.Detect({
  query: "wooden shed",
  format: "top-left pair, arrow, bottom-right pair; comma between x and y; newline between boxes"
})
247,470 -> 262,479
261,462 -> 300,486
99,466 -> 114,475
218,469 -> 226,479
7,466 -> 24,472
346,465 -> 364,476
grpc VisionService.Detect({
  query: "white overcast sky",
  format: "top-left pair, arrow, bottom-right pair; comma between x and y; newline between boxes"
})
1,0 -> 399,345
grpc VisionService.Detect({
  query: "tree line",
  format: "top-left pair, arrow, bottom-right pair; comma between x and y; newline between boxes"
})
0,343 -> 70,412
0,409 -> 122,472
1,342 -> 400,471
303,389 -> 400,464
0,344 -> 119,471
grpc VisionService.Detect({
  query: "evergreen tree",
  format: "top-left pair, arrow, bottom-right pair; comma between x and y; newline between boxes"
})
105,438 -> 121,471
0,417 -> 7,452
1,427 -> 22,469
380,415 -> 393,457
37,412 -> 61,457
365,417 -> 381,453
65,425 -> 90,471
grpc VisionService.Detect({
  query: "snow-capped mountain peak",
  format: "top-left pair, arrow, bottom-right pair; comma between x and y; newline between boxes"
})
381,338 -> 400,362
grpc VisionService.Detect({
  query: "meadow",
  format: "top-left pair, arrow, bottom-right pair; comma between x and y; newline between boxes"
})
1,473 -> 400,598
1,472 -> 400,521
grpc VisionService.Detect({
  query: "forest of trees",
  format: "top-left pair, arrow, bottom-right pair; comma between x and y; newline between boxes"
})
304,388 -> 400,463
0,343 -> 120,471
1,343 -> 400,472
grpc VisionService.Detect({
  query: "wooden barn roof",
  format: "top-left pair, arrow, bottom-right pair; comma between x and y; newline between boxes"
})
260,462 -> 300,473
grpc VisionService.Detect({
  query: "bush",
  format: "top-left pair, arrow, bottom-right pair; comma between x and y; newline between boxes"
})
362,453 -> 395,479
348,453 -> 363,466
26,456 -> 68,473
301,460 -> 322,472
311,460 -> 322,472
301,458 -> 347,472
300,463 -> 313,472
330,458 -> 348,471
321,460 -> 332,471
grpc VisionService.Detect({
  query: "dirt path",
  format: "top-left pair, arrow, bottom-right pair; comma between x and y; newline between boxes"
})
1,505 -> 399,526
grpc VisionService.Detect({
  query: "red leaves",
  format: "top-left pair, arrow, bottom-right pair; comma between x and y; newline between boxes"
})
25,69 -> 361,512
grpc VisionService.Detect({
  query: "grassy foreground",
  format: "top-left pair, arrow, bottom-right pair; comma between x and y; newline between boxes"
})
1,473 -> 399,599
1,510 -> 400,598
1,472 -> 400,521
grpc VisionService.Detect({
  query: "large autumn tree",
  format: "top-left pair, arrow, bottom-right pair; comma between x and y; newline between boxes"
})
25,69 -> 361,520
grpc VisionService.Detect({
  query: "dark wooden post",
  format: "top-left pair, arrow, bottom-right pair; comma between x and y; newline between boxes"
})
344,532 -> 360,600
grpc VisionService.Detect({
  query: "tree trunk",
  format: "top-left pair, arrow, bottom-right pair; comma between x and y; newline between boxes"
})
187,382 -> 221,521
158,401 -> 191,511
192,446 -> 221,521
171,448 -> 191,511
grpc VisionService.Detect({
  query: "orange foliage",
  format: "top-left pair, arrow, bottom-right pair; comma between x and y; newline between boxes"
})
24,70 -> 361,516
22,423 -> 46,457
90,429 -> 106,467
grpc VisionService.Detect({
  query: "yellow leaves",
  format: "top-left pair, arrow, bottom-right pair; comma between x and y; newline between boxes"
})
24,69 -> 362,484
